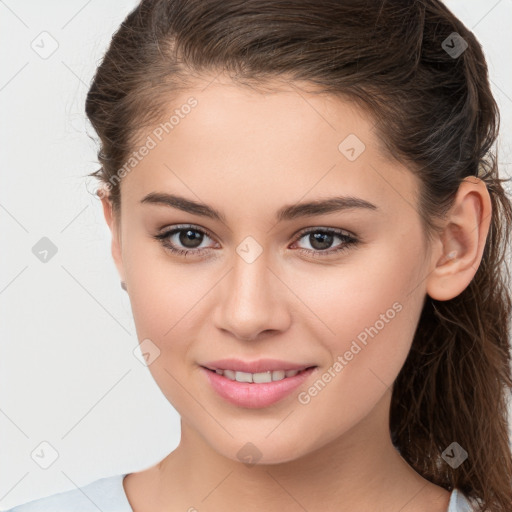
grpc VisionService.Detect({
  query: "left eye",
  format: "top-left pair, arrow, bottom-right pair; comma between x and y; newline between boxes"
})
292,228 -> 358,257
153,225 -> 358,258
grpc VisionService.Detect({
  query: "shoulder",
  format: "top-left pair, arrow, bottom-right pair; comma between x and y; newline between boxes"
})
3,474 -> 132,512
447,489 -> 478,512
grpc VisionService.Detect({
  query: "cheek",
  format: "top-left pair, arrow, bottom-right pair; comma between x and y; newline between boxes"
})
123,249 -> 209,410
115,223 -> 209,420
301,237 -> 426,419
121,236 -> 206,349
312,222 -> 426,353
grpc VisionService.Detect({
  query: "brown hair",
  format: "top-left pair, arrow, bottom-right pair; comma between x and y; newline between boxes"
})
85,1 -> 512,509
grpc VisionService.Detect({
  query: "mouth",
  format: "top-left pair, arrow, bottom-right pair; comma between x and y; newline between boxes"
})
199,364 -> 319,408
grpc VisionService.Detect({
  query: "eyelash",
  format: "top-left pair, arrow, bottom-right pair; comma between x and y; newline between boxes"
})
153,224 -> 358,259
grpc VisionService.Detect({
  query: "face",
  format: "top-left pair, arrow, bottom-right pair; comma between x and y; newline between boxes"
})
104,76 -> 433,464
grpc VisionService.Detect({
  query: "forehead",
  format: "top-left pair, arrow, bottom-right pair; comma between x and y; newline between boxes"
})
120,77 -> 420,223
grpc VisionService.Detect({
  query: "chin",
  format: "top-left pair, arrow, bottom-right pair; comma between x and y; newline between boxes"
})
208,433 -> 313,467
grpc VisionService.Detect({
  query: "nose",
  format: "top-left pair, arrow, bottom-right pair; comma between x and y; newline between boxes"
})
213,250 -> 291,341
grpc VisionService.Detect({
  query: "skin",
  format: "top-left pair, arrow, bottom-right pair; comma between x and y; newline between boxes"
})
100,75 -> 491,512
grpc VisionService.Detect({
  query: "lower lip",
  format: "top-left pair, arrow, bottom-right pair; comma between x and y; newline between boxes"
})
200,366 -> 317,408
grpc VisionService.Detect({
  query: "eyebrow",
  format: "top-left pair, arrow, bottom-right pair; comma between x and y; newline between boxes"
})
140,192 -> 378,223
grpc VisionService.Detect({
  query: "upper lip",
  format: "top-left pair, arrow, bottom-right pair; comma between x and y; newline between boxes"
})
201,358 -> 316,373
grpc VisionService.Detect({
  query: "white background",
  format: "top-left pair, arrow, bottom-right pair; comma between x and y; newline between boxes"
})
1,0 -> 511,508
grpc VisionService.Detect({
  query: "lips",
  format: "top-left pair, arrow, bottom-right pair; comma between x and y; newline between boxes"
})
201,365 -> 318,408
199,358 -> 318,408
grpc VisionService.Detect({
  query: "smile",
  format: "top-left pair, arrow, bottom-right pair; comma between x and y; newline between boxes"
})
201,365 -> 318,408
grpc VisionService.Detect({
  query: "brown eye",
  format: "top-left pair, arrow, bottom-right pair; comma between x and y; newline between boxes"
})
175,228 -> 204,249
292,228 -> 358,258
153,225 -> 216,257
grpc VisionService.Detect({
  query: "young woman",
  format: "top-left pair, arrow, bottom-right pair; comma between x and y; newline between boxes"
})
7,1 -> 511,511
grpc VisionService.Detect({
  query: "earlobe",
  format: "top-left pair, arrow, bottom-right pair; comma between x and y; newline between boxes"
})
99,188 -> 114,230
426,177 -> 492,301
99,188 -> 125,283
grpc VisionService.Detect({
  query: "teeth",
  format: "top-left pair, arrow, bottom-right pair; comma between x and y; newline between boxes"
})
235,371 -> 253,383
253,371 -> 273,383
216,368 -> 302,383
223,369 -> 237,380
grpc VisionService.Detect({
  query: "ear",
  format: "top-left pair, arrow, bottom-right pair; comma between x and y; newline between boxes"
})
425,177 -> 492,301
98,187 -> 125,283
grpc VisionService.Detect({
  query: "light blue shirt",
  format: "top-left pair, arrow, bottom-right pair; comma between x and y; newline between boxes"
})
3,473 -> 475,511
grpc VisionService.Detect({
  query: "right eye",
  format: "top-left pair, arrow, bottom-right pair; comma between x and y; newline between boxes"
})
153,224 -> 217,257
